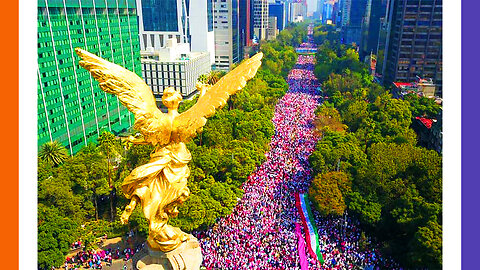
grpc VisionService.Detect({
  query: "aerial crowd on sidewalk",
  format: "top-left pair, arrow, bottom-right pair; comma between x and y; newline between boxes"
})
63,244 -> 143,270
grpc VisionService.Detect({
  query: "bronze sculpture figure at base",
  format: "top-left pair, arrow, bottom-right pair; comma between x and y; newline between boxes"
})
75,48 -> 262,270
133,235 -> 202,270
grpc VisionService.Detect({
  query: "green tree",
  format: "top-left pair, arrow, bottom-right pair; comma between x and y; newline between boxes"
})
123,143 -> 154,169
38,158 -> 55,182
97,131 -> 121,221
38,175 -> 86,222
403,93 -> 442,118
322,72 -> 363,97
198,71 -> 226,85
39,140 -> 69,166
346,191 -> 382,224
309,171 -> 351,216
78,149 -> 110,220
410,220 -> 442,267
351,142 -> 442,268
309,130 -> 367,175
38,205 -> 79,270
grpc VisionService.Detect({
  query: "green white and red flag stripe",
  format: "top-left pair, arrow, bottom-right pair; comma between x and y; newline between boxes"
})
295,193 -> 324,264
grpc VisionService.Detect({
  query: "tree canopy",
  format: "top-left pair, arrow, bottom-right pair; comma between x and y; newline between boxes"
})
308,25 -> 443,269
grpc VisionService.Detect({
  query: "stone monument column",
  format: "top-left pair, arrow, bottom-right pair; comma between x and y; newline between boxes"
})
133,235 -> 202,270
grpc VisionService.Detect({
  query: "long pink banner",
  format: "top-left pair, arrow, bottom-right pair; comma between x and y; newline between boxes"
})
295,222 -> 309,270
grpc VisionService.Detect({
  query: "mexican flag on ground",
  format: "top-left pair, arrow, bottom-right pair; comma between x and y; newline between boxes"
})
295,193 -> 324,264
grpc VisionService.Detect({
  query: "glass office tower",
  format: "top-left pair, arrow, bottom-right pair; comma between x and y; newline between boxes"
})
141,0 -> 178,32
382,0 -> 442,94
269,1 -> 286,31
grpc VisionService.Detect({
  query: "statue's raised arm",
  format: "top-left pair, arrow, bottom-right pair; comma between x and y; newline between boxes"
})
172,52 -> 263,142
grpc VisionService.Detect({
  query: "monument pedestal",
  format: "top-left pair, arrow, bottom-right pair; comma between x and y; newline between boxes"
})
134,235 -> 202,270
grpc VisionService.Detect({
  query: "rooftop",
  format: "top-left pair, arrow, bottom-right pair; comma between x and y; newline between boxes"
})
141,51 -> 208,64
415,117 -> 434,129
140,37 -> 209,63
393,82 -> 414,89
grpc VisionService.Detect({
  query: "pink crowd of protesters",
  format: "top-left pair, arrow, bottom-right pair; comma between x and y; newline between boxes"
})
196,47 -> 322,269
312,211 -> 401,269
64,249 -> 111,269
195,30 -> 401,270
63,242 -> 144,269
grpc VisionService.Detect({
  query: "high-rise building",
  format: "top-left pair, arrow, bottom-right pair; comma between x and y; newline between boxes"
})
141,38 -> 211,99
137,0 -> 216,64
289,2 -> 307,23
239,0 -> 252,47
213,0 -> 241,70
342,0 -> 369,47
232,0 -> 241,63
253,0 -> 269,40
322,2 -> 333,24
340,0 -> 351,27
358,0 -> 372,57
38,0 -> 141,154
382,0 -> 442,94
284,0 -> 291,26
375,1 -> 391,73
269,1 -> 286,31
189,0 -> 216,64
317,0 -> 325,21
331,1 -> 340,25
267,16 -> 278,40
363,0 -> 388,57
137,0 -> 187,48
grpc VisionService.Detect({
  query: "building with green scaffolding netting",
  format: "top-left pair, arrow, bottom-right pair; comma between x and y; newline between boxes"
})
37,0 -> 141,154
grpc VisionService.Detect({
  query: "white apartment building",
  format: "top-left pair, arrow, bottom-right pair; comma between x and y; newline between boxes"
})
213,0 -> 240,71
141,39 -> 211,98
253,0 -> 269,41
137,0 -> 216,64
267,16 -> 278,40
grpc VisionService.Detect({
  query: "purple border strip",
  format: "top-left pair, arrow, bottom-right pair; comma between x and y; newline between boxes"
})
462,0 -> 480,268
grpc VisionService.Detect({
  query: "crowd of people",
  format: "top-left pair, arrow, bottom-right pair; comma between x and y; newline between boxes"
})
64,249 -> 111,269
313,211 -> 401,269
195,26 -> 401,270
196,41 -> 323,269
63,242 -> 144,269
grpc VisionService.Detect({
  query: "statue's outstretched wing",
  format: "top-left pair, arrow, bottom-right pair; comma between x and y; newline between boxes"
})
172,52 -> 263,142
75,48 -> 170,146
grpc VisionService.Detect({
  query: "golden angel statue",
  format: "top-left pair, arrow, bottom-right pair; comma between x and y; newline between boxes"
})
75,48 -> 263,253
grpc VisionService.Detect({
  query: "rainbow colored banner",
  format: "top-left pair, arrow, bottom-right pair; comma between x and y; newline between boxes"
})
295,193 -> 324,264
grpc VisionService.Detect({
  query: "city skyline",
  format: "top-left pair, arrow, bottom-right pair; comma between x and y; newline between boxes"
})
36,0 -> 444,153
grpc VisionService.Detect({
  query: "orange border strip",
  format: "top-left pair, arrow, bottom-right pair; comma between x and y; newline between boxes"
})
0,0 -> 19,268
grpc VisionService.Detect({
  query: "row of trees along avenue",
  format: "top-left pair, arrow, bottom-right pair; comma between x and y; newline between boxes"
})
308,24 -> 442,269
